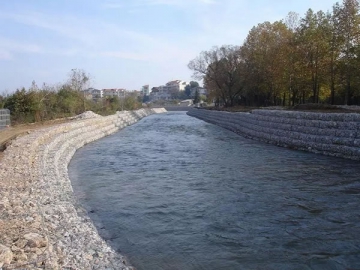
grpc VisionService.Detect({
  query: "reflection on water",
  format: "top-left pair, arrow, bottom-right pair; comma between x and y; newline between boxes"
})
69,112 -> 360,270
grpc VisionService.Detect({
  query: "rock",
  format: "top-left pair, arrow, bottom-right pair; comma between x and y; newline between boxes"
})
23,233 -> 48,248
14,238 -> 27,249
0,244 -> 13,267
13,250 -> 27,262
0,110 -> 159,270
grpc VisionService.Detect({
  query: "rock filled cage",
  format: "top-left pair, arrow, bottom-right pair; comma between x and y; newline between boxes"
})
0,109 -> 10,129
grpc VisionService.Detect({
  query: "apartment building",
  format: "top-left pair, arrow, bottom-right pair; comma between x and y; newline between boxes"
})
103,88 -> 126,98
82,88 -> 126,100
149,80 -> 188,101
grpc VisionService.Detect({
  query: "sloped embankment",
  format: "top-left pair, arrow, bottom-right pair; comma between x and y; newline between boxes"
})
0,108 -> 166,269
188,108 -> 360,160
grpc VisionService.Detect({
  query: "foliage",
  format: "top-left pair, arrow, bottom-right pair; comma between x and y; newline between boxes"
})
188,45 -> 244,107
193,89 -> 201,104
2,69 -> 143,124
188,0 -> 360,106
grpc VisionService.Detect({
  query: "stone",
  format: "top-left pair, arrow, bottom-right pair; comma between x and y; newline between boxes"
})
0,109 -> 163,270
24,233 -> 48,248
14,238 -> 27,249
0,244 -> 13,267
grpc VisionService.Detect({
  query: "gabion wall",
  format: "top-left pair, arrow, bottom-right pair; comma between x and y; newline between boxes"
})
187,108 -> 360,160
0,109 -> 10,129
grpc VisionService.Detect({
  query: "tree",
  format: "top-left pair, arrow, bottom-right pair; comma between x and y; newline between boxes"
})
193,89 -> 200,104
188,45 -> 244,107
190,81 -> 199,88
184,84 -> 191,97
296,9 -> 332,103
67,68 -> 92,111
185,81 -> 199,98
334,0 -> 360,104
241,21 -> 292,106
67,68 -> 91,92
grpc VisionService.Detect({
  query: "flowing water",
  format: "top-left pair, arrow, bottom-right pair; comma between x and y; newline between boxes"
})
69,112 -> 360,270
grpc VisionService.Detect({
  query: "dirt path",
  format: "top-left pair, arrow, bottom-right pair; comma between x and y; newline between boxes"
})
0,119 -> 71,159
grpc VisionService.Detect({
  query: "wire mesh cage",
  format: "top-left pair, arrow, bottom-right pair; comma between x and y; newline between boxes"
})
0,109 -> 10,129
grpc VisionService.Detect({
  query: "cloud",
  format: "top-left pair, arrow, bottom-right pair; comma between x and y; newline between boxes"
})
0,11 -> 97,45
0,37 -> 42,54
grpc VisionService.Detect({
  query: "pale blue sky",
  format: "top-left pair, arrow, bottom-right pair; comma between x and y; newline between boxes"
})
1,0 -> 335,92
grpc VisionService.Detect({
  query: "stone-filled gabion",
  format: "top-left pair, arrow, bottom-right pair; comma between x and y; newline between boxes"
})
0,108 -> 166,269
187,108 -> 360,160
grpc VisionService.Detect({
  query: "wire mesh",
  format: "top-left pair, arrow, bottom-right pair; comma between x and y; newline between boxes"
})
0,109 -> 10,129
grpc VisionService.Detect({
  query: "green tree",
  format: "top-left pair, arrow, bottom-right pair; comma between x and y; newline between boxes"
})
296,9 -> 332,103
190,81 -> 199,88
334,0 -> 360,104
67,68 -> 92,111
241,21 -> 292,105
193,89 -> 200,104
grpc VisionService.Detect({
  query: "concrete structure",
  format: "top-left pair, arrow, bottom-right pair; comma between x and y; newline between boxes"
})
150,85 -> 171,100
141,85 -> 150,96
82,88 -> 126,100
0,109 -> 10,129
166,80 -> 187,92
180,99 -> 193,106
188,108 -> 360,160
0,108 -> 167,269
103,88 -> 126,98
149,80 -> 188,101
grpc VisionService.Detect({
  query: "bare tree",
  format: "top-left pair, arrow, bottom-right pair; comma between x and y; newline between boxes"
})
188,45 -> 244,107
67,68 -> 93,111
67,68 -> 92,92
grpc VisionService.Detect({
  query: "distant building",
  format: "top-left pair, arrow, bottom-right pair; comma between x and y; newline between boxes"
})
141,85 -> 150,96
150,85 -> 172,100
180,99 -> 193,106
82,88 -> 127,100
82,88 -> 102,100
166,80 -> 187,92
102,88 -> 126,98
190,87 -> 207,98
92,89 -> 103,99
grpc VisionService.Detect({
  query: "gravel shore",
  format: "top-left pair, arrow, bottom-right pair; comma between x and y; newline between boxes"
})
0,109 -> 166,269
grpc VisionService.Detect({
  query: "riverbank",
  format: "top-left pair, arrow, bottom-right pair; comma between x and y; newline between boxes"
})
0,108 -> 166,269
187,108 -> 360,160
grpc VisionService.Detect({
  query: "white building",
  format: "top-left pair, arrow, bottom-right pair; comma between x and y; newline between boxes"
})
149,80 -> 195,101
82,88 -> 127,100
103,88 -> 126,98
166,80 -> 187,92
82,88 -> 103,100
141,85 -> 150,96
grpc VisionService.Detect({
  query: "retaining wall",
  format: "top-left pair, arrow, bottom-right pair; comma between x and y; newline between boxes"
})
0,108 -> 166,269
187,108 -> 360,160
0,109 -> 10,129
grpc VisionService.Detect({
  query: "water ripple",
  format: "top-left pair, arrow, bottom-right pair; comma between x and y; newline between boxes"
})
69,112 -> 360,270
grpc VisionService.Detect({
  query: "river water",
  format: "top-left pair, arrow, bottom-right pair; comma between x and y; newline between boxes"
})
69,112 -> 360,270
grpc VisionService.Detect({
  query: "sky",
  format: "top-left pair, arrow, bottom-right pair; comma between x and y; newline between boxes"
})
0,0 -> 336,92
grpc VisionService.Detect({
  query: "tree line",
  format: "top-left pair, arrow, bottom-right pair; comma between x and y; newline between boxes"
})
0,69 -> 142,124
188,0 -> 360,107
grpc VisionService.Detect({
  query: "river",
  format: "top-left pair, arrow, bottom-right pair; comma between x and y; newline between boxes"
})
69,111 -> 360,270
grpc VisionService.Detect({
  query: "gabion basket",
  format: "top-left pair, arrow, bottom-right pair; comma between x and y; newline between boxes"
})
0,109 -> 10,129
